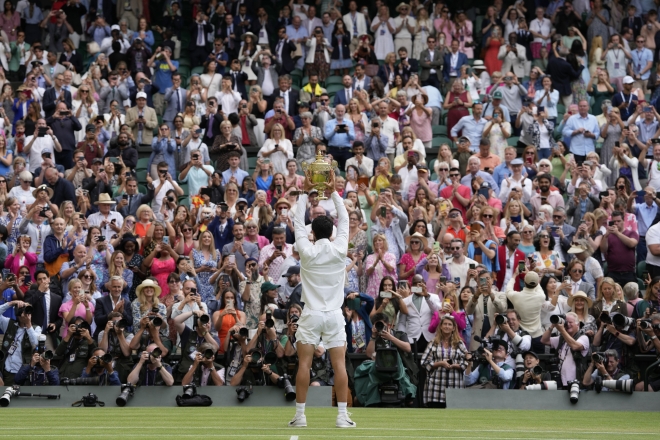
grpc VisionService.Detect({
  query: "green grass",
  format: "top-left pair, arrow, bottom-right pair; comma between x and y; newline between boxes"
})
0,408 -> 657,439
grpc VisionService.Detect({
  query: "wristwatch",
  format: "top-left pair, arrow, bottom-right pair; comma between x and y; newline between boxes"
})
651,335 -> 658,340
156,366 -> 163,372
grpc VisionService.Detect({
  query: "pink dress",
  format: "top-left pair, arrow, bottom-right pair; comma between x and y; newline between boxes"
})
409,108 -> 432,143
433,18 -> 455,46
364,252 -> 397,298
428,310 -> 467,335
399,252 -> 427,285
58,301 -> 95,337
150,257 -> 177,298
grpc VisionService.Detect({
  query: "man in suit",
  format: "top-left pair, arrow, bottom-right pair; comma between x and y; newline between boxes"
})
333,75 -> 355,107
272,27 -> 297,75
115,176 -> 154,217
46,102 -> 82,170
227,59 -> 249,99
42,73 -> 72,118
496,231 -> 527,291
219,12 -> 242,60
546,46 -> 582,108
24,269 -> 63,351
352,63 -> 371,92
303,5 -> 323,36
126,92 -> 158,147
443,39 -> 468,87
559,257 -> 597,301
99,70 -> 130,115
208,204 -> 235,251
234,3 -> 256,35
190,12 -> 214,71
271,75 -> 299,116
163,73 -> 186,130
396,274 -> 442,352
343,1 -> 367,40
419,35 -> 443,89
396,47 -> 419,84
201,97 -> 224,145
622,4 -> 643,38
93,276 -> 133,339
498,33 -> 527,80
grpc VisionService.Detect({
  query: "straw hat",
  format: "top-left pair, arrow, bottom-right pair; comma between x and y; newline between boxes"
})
274,198 -> 292,209
136,278 -> 162,297
396,2 -> 410,13
94,193 -> 117,205
241,32 -> 256,41
567,291 -> 593,309
405,232 -> 428,248
32,184 -> 54,199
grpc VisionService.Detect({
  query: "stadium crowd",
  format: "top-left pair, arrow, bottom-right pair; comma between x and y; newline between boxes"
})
0,0 -> 658,408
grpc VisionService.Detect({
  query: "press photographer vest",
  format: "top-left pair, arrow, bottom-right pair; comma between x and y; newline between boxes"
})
1,320 -> 35,368
189,362 -> 223,386
107,332 -> 132,360
557,329 -> 591,384
56,338 -> 93,379
495,328 -> 529,357
176,330 -> 207,376
477,362 -> 512,389
310,353 -> 333,385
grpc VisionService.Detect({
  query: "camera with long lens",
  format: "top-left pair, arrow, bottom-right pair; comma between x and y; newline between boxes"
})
568,380 -> 580,403
639,320 -> 653,330
37,335 -> 54,360
0,385 -> 60,407
374,324 -> 398,374
309,357 -> 327,380
592,352 -> 606,364
599,311 -> 612,325
532,365 -> 543,376
525,381 -> 557,390
112,319 -> 128,332
265,309 -> 274,329
93,353 -> 113,364
472,336 -> 499,365
147,347 -> 162,363
116,383 -> 135,407
230,327 -> 250,339
236,385 -> 253,402
277,374 -> 296,401
374,321 -> 386,333
182,383 -> 197,398
149,315 -> 163,327
550,314 -> 566,325
247,349 -> 262,368
289,315 -> 299,324
194,313 -> 210,328
594,377 -> 634,394
61,377 -> 101,386
611,313 -> 635,328
495,314 -> 508,325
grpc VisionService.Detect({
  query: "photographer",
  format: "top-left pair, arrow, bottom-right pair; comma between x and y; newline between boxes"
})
465,268 -> 508,351
222,322 -> 251,384
54,317 -> 95,381
353,312 -> 417,406
14,350 -> 60,386
245,310 -> 287,363
309,344 -> 334,387
80,347 -> 121,385
486,309 -> 532,368
126,343 -> 174,386
229,349 -> 281,387
517,351 -> 551,389
98,312 -> 134,384
635,313 -> 660,391
173,308 -> 219,384
0,300 -> 42,385
171,279 -> 209,331
593,312 -> 637,362
541,312 -> 590,388
465,339 -> 514,389
583,350 -> 630,391
283,304 -> 303,357
181,342 -> 225,387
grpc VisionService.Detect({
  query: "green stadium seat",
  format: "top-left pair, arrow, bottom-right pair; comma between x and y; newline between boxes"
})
179,183 -> 189,196
138,184 -> 148,194
326,76 -> 343,86
507,136 -> 519,147
326,84 -> 343,94
248,156 -> 258,171
432,125 -> 447,136
192,66 -> 204,75
136,157 -> 150,170
432,136 -> 452,148
136,170 -> 148,184
637,261 -> 647,280
178,58 -> 191,68
178,197 -> 190,207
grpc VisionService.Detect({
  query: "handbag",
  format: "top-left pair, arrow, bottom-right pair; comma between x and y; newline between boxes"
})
176,394 -> 213,406
292,43 -> 303,60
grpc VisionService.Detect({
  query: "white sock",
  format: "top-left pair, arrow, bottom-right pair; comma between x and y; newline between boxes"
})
296,402 -> 306,416
338,402 -> 347,416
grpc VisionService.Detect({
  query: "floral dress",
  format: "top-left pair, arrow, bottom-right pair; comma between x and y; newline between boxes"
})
532,250 -> 564,274
364,252 -> 397,299
89,244 -> 114,290
399,252 -> 427,285
131,300 -> 169,339
293,125 -> 323,171
192,248 -> 221,303
0,214 -> 21,254
346,257 -> 360,292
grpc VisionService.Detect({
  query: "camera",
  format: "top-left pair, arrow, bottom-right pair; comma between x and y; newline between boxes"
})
236,385 -> 253,402
265,309 -> 274,329
193,313 -> 210,328
568,380 -> 580,404
116,383 -> 135,407
525,381 -> 557,390
594,377 -> 634,394
202,348 -> 215,360
277,374 -> 296,401
61,377 -> 101,386
612,313 -> 635,328
248,349 -> 262,368
495,314 -> 508,325
112,319 -> 128,332
532,365 -> 543,376
183,383 -> 197,398
592,352 -> 606,364
374,321 -> 386,333
149,315 -> 163,327
93,353 -> 113,364
599,311 -> 612,325
638,320 -> 660,330
0,386 -> 18,407
37,334 -> 54,360
550,314 -> 565,325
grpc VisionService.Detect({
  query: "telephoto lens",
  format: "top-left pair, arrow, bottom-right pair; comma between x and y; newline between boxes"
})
532,365 -> 543,376
42,350 -> 55,360
524,381 -> 557,390
599,311 -> 612,325
515,354 -> 525,379
182,384 -> 197,398
114,319 -> 128,331
236,385 -> 252,402
612,313 -> 635,328
239,327 -> 249,338
199,314 -> 210,325
592,352 -> 606,364
569,380 -> 580,403
116,383 -> 135,407
0,387 -> 17,407
278,374 -> 296,401
202,349 -> 215,359
265,309 -> 274,329
601,379 -> 634,394
495,314 -> 508,325
374,321 -> 385,333
100,353 -> 113,364
639,320 -> 653,330
550,315 -> 565,325
150,315 -> 163,327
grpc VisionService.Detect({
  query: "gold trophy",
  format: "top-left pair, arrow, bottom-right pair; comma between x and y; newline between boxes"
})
301,152 -> 337,200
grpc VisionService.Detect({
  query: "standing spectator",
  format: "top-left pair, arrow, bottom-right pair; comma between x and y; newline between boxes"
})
562,100 -> 600,162
546,46 -> 582,108
630,35 -> 653,95
371,5 -> 395,61
602,34 -> 631,92
600,210 -> 639,287
445,81 -> 471,142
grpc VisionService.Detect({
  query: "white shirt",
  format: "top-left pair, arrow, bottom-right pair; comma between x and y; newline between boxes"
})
86,211 -> 124,238
293,193 -> 349,311
379,116 -> 400,153
151,178 -> 175,215
214,90 -> 242,115
646,222 -> 660,267
44,289 -> 51,327
344,87 -> 352,101
262,68 -> 275,96
184,138 -> 210,164
647,159 -> 660,191
393,16 -> 415,39
447,256 -> 478,290
25,135 -> 56,173
171,301 -> 209,331
501,247 -> 516,289
8,186 -> 36,209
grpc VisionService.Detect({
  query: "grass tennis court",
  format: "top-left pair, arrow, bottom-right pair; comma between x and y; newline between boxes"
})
0,408 -> 656,439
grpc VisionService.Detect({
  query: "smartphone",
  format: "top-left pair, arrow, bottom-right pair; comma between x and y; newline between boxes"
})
228,254 -> 236,265
608,221 -> 615,226
550,226 -> 558,237
518,261 -> 526,272
122,194 -> 128,200
347,298 -> 361,310
635,191 -> 645,204
380,207 -> 386,217
226,299 -> 234,309
439,276 -> 447,283
44,152 -> 51,159
281,208 -> 288,216
276,245 -> 282,251
262,158 -> 270,164
190,287 -> 197,294
200,187 -> 213,197
477,187 -> 490,199
98,236 -> 106,242
411,286 -> 422,294
109,157 -> 119,163
24,273 -> 31,284
511,215 -> 522,223
433,241 -> 440,252
162,236 -> 169,245
538,106 -> 544,113
453,277 -> 460,285
398,280 -> 408,289
563,276 -> 570,283
380,291 -> 392,299
469,263 -> 476,270
38,127 -> 47,137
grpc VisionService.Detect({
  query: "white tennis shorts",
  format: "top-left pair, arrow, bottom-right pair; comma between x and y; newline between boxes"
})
295,308 -> 346,349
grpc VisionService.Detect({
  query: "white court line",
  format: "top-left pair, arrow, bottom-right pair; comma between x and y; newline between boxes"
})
290,436 -> 299,440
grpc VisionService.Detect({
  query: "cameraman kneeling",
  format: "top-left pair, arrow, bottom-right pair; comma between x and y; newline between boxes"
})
583,350 -> 630,391
80,347 -> 121,385
126,343 -> 174,386
98,312 -> 134,383
517,350 -> 551,389
465,339 -> 514,389
181,342 -> 225,386
353,313 -> 417,406
55,318 -> 96,381
14,351 -> 60,385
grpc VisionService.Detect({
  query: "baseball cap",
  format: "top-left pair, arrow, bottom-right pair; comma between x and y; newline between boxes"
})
511,158 -> 524,166
282,266 -> 300,277
623,76 -> 635,85
492,91 -> 503,99
85,124 -> 96,132
136,92 -> 147,100
260,281 -> 281,293
525,271 -> 539,287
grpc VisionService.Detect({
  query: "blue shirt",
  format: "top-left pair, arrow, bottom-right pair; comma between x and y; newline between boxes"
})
88,24 -> 111,46
22,6 -> 43,24
562,114 -> 600,156
634,201 -> 658,236
631,48 -> 653,80
152,60 -> 179,95
422,85 -> 443,108
460,171 -> 500,195
450,115 -> 488,152
222,168 -> 249,186
324,118 -> 355,148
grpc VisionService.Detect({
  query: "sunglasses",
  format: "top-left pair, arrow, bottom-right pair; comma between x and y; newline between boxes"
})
482,214 -> 493,218
572,269 -> 584,273
539,164 -> 550,167
410,241 -> 421,245
82,275 -> 92,279
449,173 -> 460,177
247,263 -> 257,268
438,169 -> 448,171
522,230 -> 534,234
19,272 -> 29,276
0,180 -> 6,183
182,228 -> 192,232
246,226 -> 257,229
553,215 -> 563,219
167,280 -> 177,284
539,235 -> 550,239
450,247 -> 462,251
